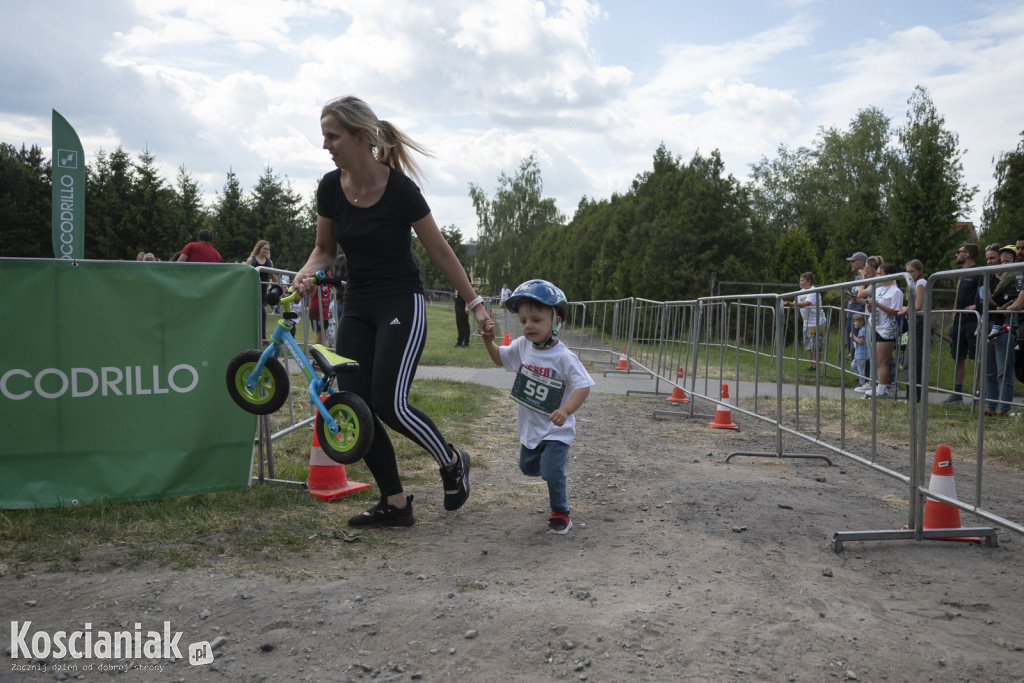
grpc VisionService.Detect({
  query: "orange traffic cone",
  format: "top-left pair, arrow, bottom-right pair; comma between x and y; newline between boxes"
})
501,330 -> 510,346
708,383 -> 738,430
666,367 -> 689,403
918,445 -> 981,542
307,424 -> 371,501
615,345 -> 629,370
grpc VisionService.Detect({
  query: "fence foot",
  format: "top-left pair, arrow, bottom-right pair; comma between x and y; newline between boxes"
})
251,477 -> 308,490
725,450 -> 834,465
652,409 -> 714,420
831,527 -> 999,553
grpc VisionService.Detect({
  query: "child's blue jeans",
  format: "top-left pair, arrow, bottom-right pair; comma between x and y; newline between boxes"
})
519,440 -> 570,515
853,358 -> 867,385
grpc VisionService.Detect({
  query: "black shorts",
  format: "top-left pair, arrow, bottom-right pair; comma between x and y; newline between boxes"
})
310,319 -> 327,332
947,320 -> 977,361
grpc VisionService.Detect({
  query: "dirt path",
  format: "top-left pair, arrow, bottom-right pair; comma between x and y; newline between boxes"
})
4,392 -> 1023,682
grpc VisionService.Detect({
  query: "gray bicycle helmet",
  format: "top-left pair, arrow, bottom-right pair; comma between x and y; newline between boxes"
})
505,279 -> 569,348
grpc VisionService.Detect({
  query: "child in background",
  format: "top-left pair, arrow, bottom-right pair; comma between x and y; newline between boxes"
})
784,272 -> 826,372
850,313 -> 870,392
482,280 -> 594,534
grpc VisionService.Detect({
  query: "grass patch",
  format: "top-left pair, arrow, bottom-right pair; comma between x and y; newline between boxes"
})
776,395 -> 1024,468
0,377 -> 504,575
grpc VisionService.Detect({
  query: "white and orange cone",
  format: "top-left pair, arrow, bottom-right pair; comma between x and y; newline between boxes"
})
666,367 -> 689,404
307,422 -> 370,501
708,383 -> 738,430
615,345 -> 629,370
918,445 -> 981,542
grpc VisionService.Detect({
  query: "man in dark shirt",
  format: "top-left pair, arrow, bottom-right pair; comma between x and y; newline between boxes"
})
945,242 -> 980,403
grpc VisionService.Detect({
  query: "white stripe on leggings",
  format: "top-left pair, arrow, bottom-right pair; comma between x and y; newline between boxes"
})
393,293 -> 451,467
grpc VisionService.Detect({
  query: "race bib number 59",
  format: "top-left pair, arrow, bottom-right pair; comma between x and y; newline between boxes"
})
510,365 -> 565,415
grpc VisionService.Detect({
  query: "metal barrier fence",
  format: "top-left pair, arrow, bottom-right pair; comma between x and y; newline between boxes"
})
559,267 -> 1024,552
249,266 -> 1024,551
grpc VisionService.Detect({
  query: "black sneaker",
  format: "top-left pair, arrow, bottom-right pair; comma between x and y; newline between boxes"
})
547,511 -> 572,534
440,447 -> 470,511
943,394 -> 963,404
348,494 -> 415,527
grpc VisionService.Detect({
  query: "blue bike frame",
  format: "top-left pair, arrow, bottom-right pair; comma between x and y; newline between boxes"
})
243,292 -> 342,436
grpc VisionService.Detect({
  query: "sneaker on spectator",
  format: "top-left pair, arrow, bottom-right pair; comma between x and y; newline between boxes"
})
348,494 -> 415,528
942,394 -> 963,404
547,511 -> 572,534
853,384 -> 869,393
875,385 -> 888,398
440,447 -> 471,511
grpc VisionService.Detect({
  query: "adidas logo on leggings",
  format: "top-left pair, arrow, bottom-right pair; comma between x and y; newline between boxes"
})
390,318 -> 401,326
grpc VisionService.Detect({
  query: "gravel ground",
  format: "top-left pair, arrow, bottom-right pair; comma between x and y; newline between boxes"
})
3,377 -> 1023,682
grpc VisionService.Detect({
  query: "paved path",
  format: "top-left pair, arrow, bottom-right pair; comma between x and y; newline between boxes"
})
415,364 -> 959,406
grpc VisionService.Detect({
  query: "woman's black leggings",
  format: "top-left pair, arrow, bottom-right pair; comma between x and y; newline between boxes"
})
335,292 -> 454,496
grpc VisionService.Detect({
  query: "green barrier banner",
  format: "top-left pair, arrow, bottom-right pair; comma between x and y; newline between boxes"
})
51,110 -> 86,260
0,260 -> 260,508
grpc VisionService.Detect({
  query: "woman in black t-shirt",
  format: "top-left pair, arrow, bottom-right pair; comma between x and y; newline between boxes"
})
294,96 -> 490,529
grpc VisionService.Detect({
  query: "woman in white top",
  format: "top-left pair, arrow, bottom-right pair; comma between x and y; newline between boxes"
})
865,263 -> 904,398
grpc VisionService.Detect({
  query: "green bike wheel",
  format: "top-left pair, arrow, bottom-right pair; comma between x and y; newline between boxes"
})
316,391 -> 374,464
226,350 -> 289,415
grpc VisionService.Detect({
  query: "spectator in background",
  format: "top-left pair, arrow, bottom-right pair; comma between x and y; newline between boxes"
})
997,244 -> 1024,384
307,272 -> 333,345
864,263 -> 904,399
944,242 -> 981,403
850,313 -> 870,392
854,256 -> 883,389
845,251 -> 867,360
783,272 -> 826,373
900,259 -> 928,401
175,229 -> 222,263
143,252 -> 156,261
454,258 -> 471,347
246,240 -> 277,340
984,244 -> 1016,415
136,251 -> 146,261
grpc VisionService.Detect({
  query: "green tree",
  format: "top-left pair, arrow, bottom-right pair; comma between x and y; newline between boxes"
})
749,107 -> 891,282
249,166 -> 310,269
413,225 -> 466,292
210,169 -> 253,263
811,107 -> 891,275
87,147 -> 136,259
775,226 -> 820,285
166,165 -> 209,260
981,131 -> 1024,245
886,86 -> 977,271
535,145 -> 758,302
470,154 -> 564,293
0,143 -> 50,258
130,148 -> 176,259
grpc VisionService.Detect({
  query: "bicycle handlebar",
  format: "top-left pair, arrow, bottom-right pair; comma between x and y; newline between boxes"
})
266,272 -> 347,308
314,270 -> 346,288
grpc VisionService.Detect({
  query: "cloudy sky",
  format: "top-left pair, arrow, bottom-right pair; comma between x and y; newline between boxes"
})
2,0 -> 1022,240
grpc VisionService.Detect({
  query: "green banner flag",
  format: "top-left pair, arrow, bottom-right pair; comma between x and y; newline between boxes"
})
0,260 -> 261,508
51,110 -> 86,260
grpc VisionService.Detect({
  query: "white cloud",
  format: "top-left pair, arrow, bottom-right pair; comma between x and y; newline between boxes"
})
1,0 -> 1021,240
